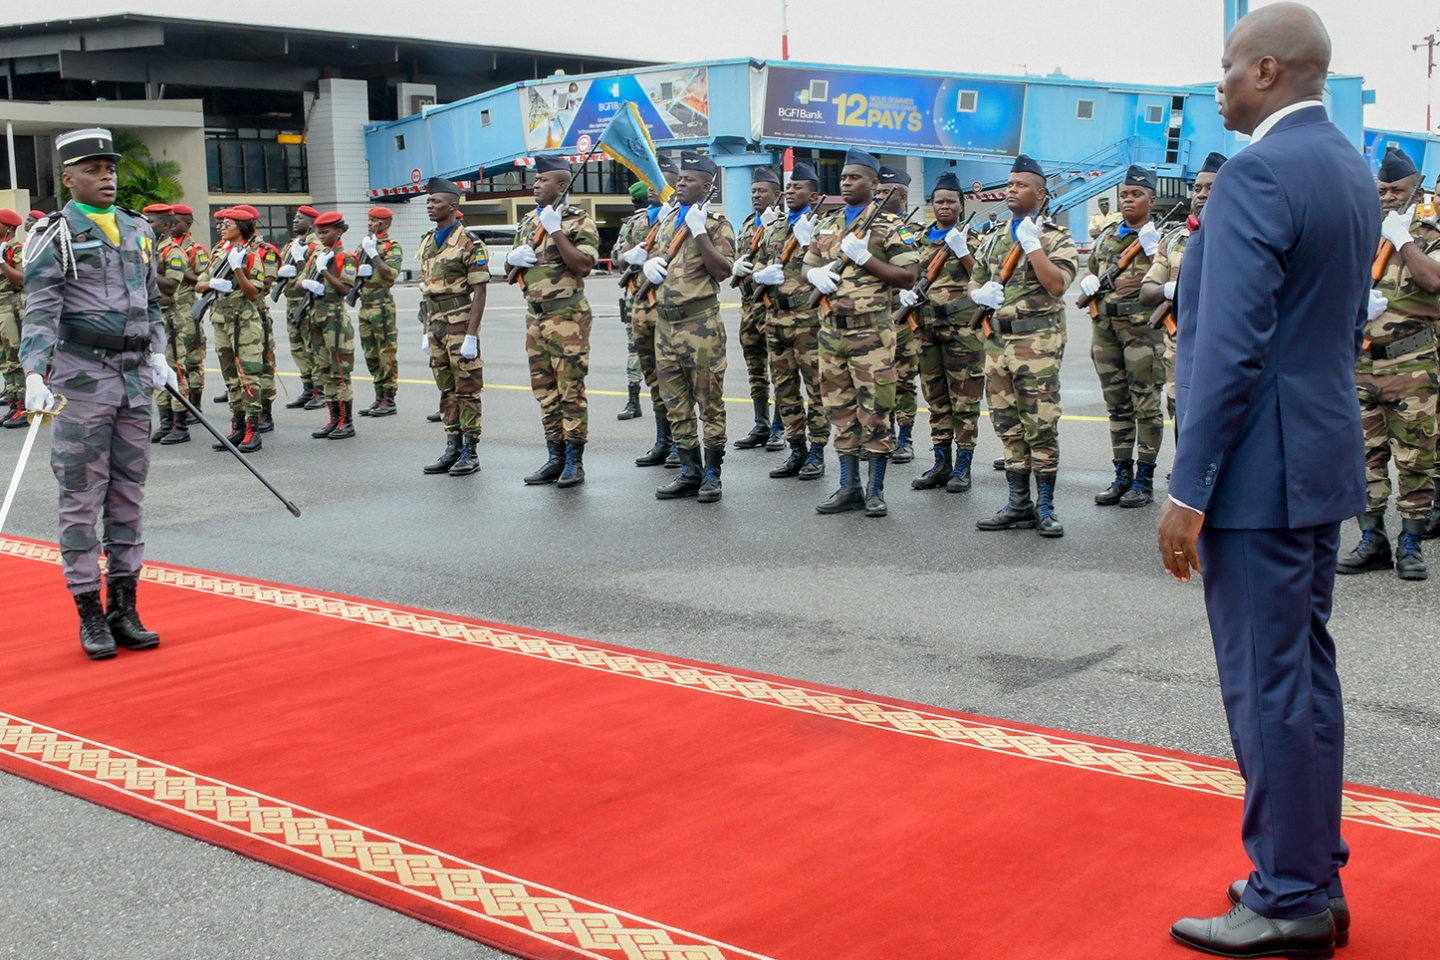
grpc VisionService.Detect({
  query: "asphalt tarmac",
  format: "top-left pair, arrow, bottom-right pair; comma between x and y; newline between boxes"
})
2,277 -> 1436,958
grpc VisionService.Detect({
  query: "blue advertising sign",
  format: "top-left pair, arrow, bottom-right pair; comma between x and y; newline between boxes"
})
1364,130 -> 1429,175
763,66 -> 1026,155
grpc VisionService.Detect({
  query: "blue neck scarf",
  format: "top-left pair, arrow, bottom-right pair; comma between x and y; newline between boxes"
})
434,221 -> 458,247
676,204 -> 692,226
647,205 -> 661,226
844,204 -> 869,228
788,208 -> 807,225
928,224 -> 949,242
1117,222 -> 1139,238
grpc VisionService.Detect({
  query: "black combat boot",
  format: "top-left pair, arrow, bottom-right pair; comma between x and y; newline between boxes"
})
697,446 -> 724,503
151,409 -> 174,443
237,415 -> 262,453
636,417 -> 672,467
656,446 -> 703,499
212,390 -> 227,404
304,385 -> 329,410
311,401 -> 340,438
105,577 -> 160,651
864,453 -> 890,517
258,399 -> 274,433
371,392 -> 397,417
75,591 -> 117,660
213,415 -> 244,451
286,381 -> 313,409
912,442 -> 953,490
733,398 -> 770,449
449,435 -> 480,476
1396,519 -> 1427,581
992,457 -> 1005,471
525,440 -> 566,485
1336,514 -> 1392,574
665,444 -> 681,468
1095,459 -> 1135,506
770,438 -> 808,478
947,449 -> 974,493
1036,473 -> 1064,538
617,384 -> 642,421
427,410 -> 442,422
423,435 -> 462,475
556,442 -> 586,488
1119,461 -> 1156,507
186,389 -> 203,423
328,401 -> 356,440
892,425 -> 914,464
977,471 -> 1038,531
160,417 -> 190,445
2,404 -> 28,428
797,442 -> 827,481
816,454 -> 865,514
765,411 -> 786,451
358,386 -> 382,417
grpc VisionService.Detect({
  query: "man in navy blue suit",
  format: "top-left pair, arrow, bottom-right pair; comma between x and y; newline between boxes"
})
1158,4 -> 1380,958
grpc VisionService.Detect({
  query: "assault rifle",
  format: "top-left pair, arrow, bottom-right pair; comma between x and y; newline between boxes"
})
270,238 -> 311,303
346,238 -> 379,307
191,245 -> 237,323
894,211 -> 978,329
730,199 -> 784,294
1077,206 -> 1184,318
616,211 -> 666,294
969,197 -> 1052,338
808,196 -> 887,311
631,183 -> 720,303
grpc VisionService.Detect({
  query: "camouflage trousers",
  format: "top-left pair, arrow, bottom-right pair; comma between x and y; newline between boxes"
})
305,301 -> 355,403
160,305 -> 207,410
916,318 -> 986,449
429,310 -> 484,438
258,304 -> 277,404
767,318 -> 827,444
819,315 -> 896,456
739,298 -> 770,404
50,394 -> 152,596
358,296 -> 399,395
1356,351 -> 1438,520
656,306 -> 727,451
0,294 -> 23,400
620,296 -> 641,387
893,319 -> 919,429
527,303 -> 591,444
986,324 -> 1066,475
632,299 -> 665,418
1163,329 -> 1177,426
1092,316 -> 1166,464
285,292 -> 315,383
212,300 -> 267,417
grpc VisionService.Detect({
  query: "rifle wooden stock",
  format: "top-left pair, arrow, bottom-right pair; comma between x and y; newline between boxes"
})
970,242 -> 1025,338
730,204 -> 778,289
811,198 -> 884,312
894,246 -> 952,328
1149,301 -> 1177,335
1373,238 -> 1393,282
632,221 -> 691,302
507,221 -> 548,287
1078,238 -> 1144,315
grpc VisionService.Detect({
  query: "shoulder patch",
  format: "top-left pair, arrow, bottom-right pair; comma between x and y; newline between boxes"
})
472,246 -> 488,267
895,224 -> 916,245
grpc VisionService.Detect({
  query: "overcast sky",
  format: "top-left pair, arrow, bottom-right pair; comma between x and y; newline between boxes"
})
29,1 -> 1440,133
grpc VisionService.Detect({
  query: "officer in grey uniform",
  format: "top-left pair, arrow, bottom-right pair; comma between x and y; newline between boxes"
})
20,127 -> 174,661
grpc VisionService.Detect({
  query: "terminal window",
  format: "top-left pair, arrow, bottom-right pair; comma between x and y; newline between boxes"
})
1145,104 -> 1165,124
1076,100 -> 1095,120
956,90 -> 978,113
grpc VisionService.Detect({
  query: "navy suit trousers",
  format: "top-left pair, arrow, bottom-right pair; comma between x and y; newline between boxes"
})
1197,522 -> 1348,919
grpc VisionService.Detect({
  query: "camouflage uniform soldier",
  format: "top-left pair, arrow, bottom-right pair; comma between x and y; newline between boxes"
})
197,206 -> 269,453
878,165 -> 919,464
729,166 -> 783,450
142,205 -> 181,441
642,150 -> 736,502
152,206 -> 210,444
611,182 -> 650,420
355,206 -> 403,418
969,154 -> 1079,538
506,155 -> 600,488
1335,146 -> 1440,581
0,209 -> 27,428
900,172 -> 984,494
276,206 -> 323,410
20,127 -> 172,659
1081,164 -> 1166,508
297,211 -> 358,440
750,161 -> 828,482
803,147 -> 921,518
418,177 -> 489,477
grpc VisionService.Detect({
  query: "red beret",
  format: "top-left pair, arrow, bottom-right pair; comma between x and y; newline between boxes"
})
213,208 -> 228,220
142,204 -> 173,215
313,211 -> 344,227
171,204 -> 193,216
368,206 -> 394,219
225,207 -> 257,222
28,210 -> 46,219
0,209 -> 22,227
233,204 -> 260,218
297,205 -> 320,218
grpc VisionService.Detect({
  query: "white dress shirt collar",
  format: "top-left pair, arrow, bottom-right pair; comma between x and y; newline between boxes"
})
1249,99 -> 1325,143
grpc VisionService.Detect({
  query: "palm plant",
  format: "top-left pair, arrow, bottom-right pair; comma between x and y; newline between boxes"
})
59,130 -> 184,208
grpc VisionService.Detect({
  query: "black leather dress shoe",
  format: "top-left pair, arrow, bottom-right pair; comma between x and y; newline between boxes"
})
1229,880 -> 1349,948
1171,902 -> 1334,958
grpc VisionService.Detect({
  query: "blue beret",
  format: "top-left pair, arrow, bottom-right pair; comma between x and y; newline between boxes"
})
1124,164 -> 1157,191
1198,152 -> 1227,175
878,165 -> 911,186
932,172 -> 963,195
680,150 -> 717,176
1011,154 -> 1045,178
533,155 -> 572,174
658,154 -> 678,175
791,161 -> 819,184
1378,146 -> 1419,183
844,148 -> 880,172
751,166 -> 781,185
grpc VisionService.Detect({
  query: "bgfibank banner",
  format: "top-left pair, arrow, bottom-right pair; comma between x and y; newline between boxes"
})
521,66 -> 709,152
762,66 -> 1026,156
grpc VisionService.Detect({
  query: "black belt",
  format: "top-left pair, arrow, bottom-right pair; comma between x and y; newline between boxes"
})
1370,327 -> 1437,361
656,295 -> 719,323
996,314 -> 1061,337
57,321 -> 151,354
767,290 -> 813,313
422,294 -> 472,319
526,291 -> 587,317
1100,299 -> 1147,318
825,311 -> 886,331
915,299 -> 972,321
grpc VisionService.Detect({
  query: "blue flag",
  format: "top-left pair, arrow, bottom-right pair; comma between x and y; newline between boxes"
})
599,102 -> 674,203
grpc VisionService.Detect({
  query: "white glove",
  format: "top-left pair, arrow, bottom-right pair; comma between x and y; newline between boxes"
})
357,264 -> 373,277
421,333 -> 430,355
538,205 -> 563,234
752,263 -> 786,286
1367,288 -> 1390,321
944,224 -> 970,258
1163,280 -> 1177,301
1015,216 -> 1044,255
277,264 -> 297,278
147,352 -> 179,393
289,243 -> 308,263
361,235 -> 378,257
226,247 -> 247,271
683,202 -> 708,237
642,256 -> 669,285
759,205 -> 782,227
1380,207 -> 1416,251
24,372 -> 56,413
840,232 -> 872,267
315,250 -> 334,273
507,244 -> 538,268
207,277 -> 234,294
460,334 -> 479,360
972,281 -> 1005,310
898,288 -> 920,308
623,245 -> 649,266
731,256 -> 754,279
1138,222 -> 1162,257
1079,274 -> 1102,297
300,279 -> 325,295
793,213 -> 816,248
807,262 -> 840,295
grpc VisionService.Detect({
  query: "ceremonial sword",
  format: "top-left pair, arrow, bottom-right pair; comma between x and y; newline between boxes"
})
0,396 -> 67,536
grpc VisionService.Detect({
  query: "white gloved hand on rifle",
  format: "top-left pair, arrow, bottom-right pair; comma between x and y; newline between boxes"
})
972,281 -> 1005,310
315,250 -> 334,273
506,244 -> 538,268
361,235 -> 378,257
1015,216 -> 1044,255
683,202 -> 709,237
623,245 -> 649,267
898,288 -> 920,308
1079,274 -> 1102,298
793,212 -> 816,248
839,232 -> 872,267
277,264 -> 297,279
289,243 -> 308,263
300,278 -> 325,296
1366,288 -> 1390,322
642,256 -> 669,285
357,264 -> 373,277
1380,206 -> 1417,252
206,277 -> 233,294
538,205 -> 563,234
730,256 -> 754,279
226,247 -> 247,271
759,205 -> 783,228
1137,221 -> 1162,258
752,263 -> 785,286
944,223 -> 970,258
807,261 -> 840,295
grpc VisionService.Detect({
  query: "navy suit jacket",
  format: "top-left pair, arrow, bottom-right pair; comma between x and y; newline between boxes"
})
1173,105 -> 1380,530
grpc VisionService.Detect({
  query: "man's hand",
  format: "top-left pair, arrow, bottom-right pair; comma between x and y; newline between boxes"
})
752,263 -> 785,286
1158,499 -> 1205,583
972,280 -> 1005,310
730,256 -> 754,279
277,264 -> 297,279
1015,216 -> 1045,255
839,232 -> 872,267
361,235 -> 379,257
146,353 -> 179,393
300,278 -> 325,296
1380,206 -> 1416,252
793,213 -> 816,248
207,277 -> 234,294
289,243 -> 307,263
1079,274 -> 1102,298
642,256 -> 669,285
898,288 -> 920,308
1163,280 -> 1177,301
683,203 -> 708,237
357,264 -> 373,278
538,205 -> 563,234
460,334 -> 478,360
623,246 -> 649,266
506,244 -> 538,269
1138,221 -> 1162,257
24,373 -> 56,413
807,262 -> 840,295
944,223 -> 970,258
759,205 -> 782,227
226,247 -> 247,271
1367,288 -> 1390,321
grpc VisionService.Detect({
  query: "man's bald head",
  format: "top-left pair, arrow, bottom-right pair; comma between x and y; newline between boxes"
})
1217,2 -> 1332,136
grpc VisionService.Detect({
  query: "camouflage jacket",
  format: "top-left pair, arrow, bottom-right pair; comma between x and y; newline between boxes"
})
162,234 -> 210,317
514,204 -> 600,305
256,240 -> 281,297
1086,221 -> 1157,304
279,231 -> 320,301
651,205 -> 736,309
1142,224 -> 1193,288
208,239 -> 268,325
20,202 -> 165,405
734,209 -> 771,302
802,204 -> 921,317
357,233 -> 403,305
912,222 -> 979,319
299,242 -> 358,303
0,235 -> 23,299
970,219 -> 1079,329
1369,211 -> 1440,346
613,206 -> 660,261
754,208 -> 820,325
418,224 -> 488,303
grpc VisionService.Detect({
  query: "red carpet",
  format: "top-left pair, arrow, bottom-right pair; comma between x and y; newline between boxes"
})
0,535 -> 1436,959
